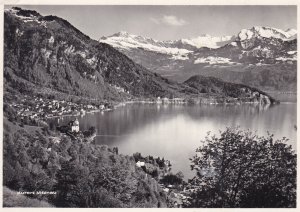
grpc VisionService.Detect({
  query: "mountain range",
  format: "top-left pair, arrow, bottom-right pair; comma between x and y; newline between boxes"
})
100,27 -> 297,92
4,7 -> 277,104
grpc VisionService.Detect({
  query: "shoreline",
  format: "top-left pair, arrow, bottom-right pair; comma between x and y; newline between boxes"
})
46,98 -> 281,120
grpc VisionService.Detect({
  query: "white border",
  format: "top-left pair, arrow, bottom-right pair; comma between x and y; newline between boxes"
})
0,0 -> 298,212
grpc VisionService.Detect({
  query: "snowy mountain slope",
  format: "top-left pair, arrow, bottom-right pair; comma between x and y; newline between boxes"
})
100,26 -> 296,52
99,26 -> 297,92
100,31 -> 235,53
100,31 -> 192,58
180,34 -> 235,49
238,26 -> 296,41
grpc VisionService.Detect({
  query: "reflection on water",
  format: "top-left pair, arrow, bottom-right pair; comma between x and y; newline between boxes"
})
54,103 -> 297,179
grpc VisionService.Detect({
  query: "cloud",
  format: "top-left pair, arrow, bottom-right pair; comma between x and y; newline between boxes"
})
150,15 -> 188,26
162,15 -> 187,26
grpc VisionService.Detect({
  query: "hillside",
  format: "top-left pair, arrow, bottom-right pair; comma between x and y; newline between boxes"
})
4,7 -> 277,104
4,7 -> 191,101
184,75 -> 275,104
3,117 -> 169,207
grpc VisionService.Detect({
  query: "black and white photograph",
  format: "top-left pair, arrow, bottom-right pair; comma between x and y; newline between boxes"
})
2,1 -> 298,208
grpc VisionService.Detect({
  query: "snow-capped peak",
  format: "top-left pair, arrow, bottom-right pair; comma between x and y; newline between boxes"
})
238,26 -> 297,41
100,32 -> 192,56
99,26 -> 296,60
106,31 -> 160,43
180,34 -> 235,49
100,31 -> 236,57
113,31 -> 131,37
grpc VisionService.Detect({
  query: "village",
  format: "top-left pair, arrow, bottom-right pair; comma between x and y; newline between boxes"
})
6,93 -> 190,124
7,94 -> 113,122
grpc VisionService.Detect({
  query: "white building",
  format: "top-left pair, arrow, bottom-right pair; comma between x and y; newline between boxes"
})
136,161 -> 145,167
68,118 -> 80,132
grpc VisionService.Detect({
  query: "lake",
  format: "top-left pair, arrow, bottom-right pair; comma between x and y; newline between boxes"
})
54,103 -> 297,179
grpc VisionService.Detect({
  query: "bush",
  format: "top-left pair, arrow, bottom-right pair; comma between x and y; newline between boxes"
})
83,126 -> 96,137
186,128 -> 296,208
3,186 -> 54,207
160,173 -> 183,186
133,152 -> 143,162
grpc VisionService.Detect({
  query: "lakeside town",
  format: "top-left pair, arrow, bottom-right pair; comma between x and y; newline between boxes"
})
6,95 -> 111,120
6,91 -> 275,127
5,93 -> 188,123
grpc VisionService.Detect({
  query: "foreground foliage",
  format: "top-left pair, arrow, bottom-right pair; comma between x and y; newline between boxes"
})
3,119 -> 167,207
3,186 -> 54,207
186,128 -> 296,208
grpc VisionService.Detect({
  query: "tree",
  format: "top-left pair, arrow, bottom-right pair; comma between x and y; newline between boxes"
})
83,126 -> 96,137
160,173 -> 183,186
49,121 -> 57,131
54,161 -> 89,207
59,136 -> 72,153
133,152 -> 143,162
175,171 -> 184,180
186,128 -> 296,208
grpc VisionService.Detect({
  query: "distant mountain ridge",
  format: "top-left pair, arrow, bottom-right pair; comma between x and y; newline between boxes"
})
100,26 -> 297,92
100,26 -> 296,54
238,26 -> 296,42
101,31 -> 236,50
4,7 -> 276,104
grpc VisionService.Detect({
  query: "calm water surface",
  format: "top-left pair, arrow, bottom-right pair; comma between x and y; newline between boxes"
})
54,103 -> 297,179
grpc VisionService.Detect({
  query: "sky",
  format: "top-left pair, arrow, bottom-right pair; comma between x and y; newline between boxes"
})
5,5 -> 297,40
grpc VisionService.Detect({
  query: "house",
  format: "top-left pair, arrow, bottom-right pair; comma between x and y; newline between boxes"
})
136,161 -> 145,167
162,97 -> 169,104
80,109 -> 86,114
156,97 -> 162,104
163,188 -> 170,193
87,105 -> 94,109
68,118 -> 80,132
